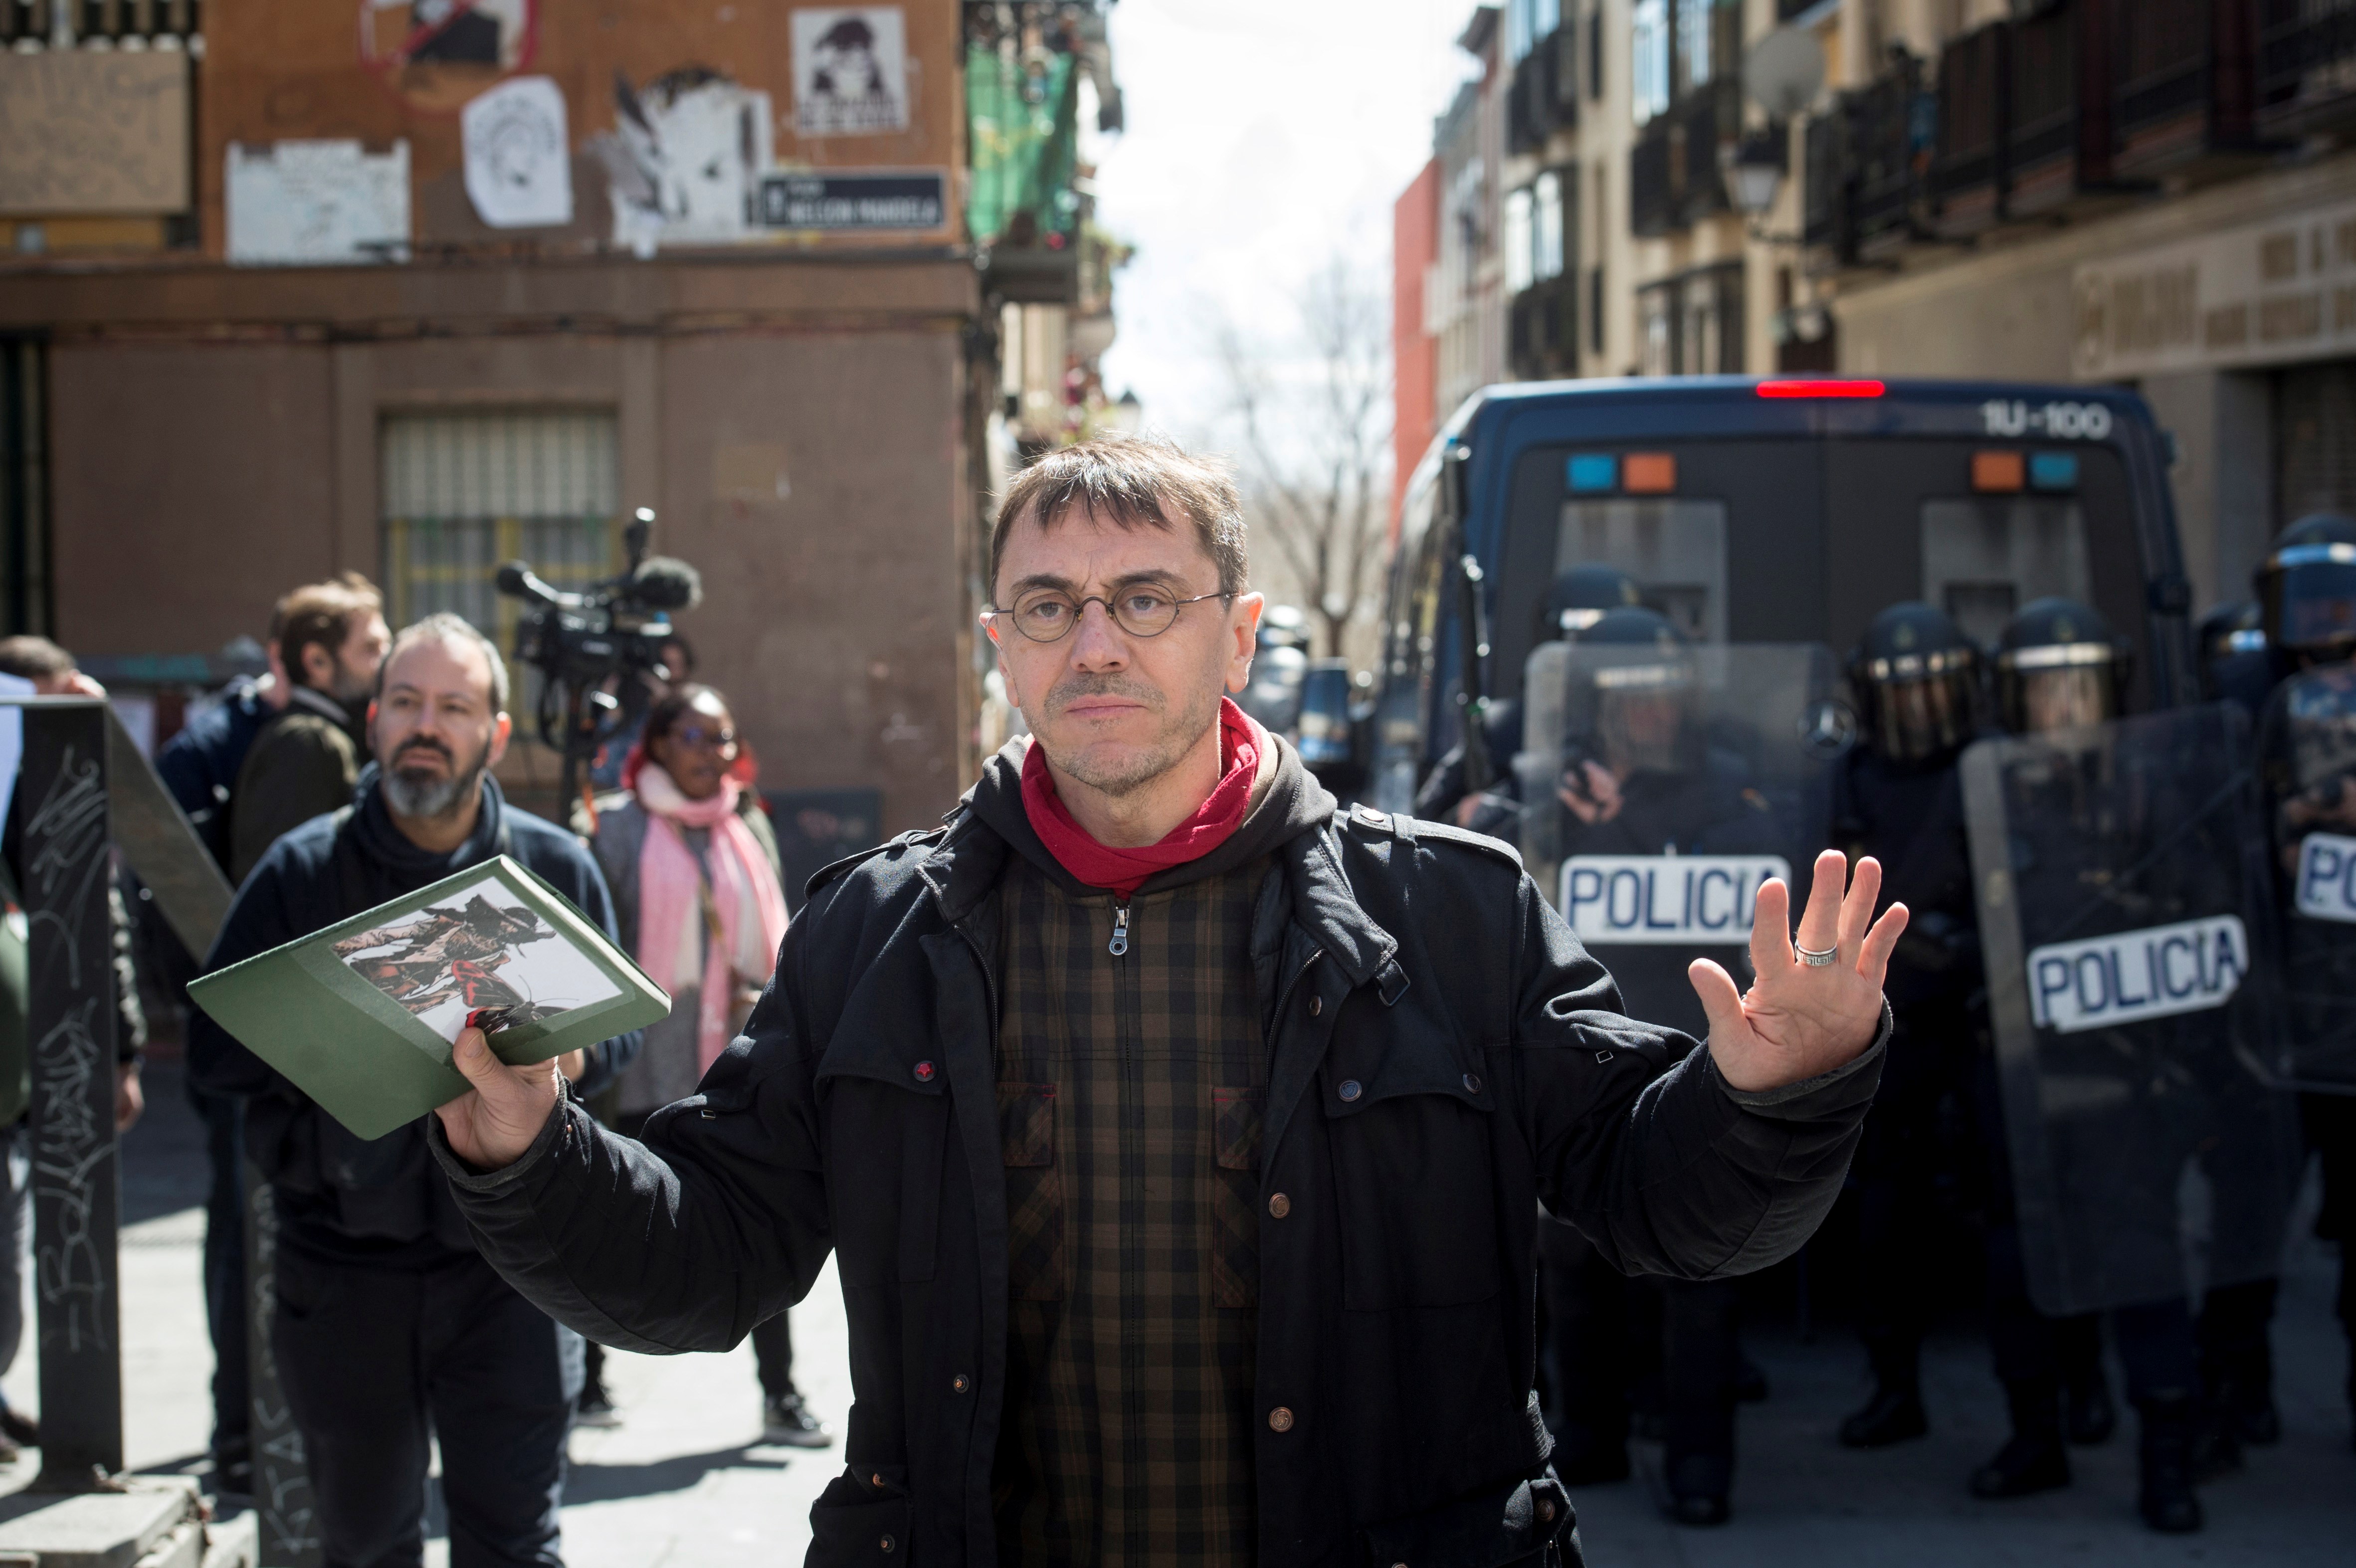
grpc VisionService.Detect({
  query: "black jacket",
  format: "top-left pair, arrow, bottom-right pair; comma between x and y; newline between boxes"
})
191,769 -> 639,1269
431,741 -> 1885,1567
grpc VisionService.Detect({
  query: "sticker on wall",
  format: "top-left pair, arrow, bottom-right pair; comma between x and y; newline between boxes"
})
589,67 -> 773,256
790,6 -> 910,136
361,0 -> 540,115
461,75 -> 571,228
226,140 -> 411,265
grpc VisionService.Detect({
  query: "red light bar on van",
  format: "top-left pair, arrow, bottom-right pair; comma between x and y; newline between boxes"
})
1756,379 -> 1886,398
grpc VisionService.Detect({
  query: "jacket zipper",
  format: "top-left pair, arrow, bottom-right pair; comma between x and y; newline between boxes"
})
1110,893 -> 1145,1556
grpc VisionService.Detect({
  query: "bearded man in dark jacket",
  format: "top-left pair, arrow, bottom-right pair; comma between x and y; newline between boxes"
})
193,613 -> 639,1568
430,435 -> 1907,1568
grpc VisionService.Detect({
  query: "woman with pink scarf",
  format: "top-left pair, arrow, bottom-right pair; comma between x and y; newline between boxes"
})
583,684 -> 822,1446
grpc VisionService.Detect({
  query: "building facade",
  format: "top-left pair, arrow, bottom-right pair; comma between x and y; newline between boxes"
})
0,0 -> 1119,834
1394,0 -> 2356,617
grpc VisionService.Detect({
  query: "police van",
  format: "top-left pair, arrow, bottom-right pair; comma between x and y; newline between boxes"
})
1361,376 -> 2193,816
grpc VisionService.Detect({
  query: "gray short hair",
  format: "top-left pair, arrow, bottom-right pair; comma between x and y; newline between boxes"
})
378,612 -> 511,714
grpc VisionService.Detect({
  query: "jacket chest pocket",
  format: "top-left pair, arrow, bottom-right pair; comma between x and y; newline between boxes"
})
999,1083 -> 1063,1302
1211,1086 -> 1264,1309
823,1077 -> 947,1288
1321,1052 -> 1502,1311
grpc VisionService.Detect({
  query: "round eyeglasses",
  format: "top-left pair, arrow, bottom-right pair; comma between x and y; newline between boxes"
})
994,586 -> 1232,643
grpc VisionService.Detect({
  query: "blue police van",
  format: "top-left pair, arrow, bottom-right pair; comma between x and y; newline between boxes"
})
1361,376 -> 2193,814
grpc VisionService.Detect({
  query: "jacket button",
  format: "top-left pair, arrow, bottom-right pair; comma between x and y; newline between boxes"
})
1463,1072 -> 1482,1094
870,1473 -> 884,1488
1267,1405 -> 1295,1432
1338,1079 -> 1362,1102
913,1061 -> 936,1083
952,1373 -> 971,1393
1268,1192 -> 1291,1219
1539,1498 -> 1556,1522
1309,995 -> 1322,1017
880,1535 -> 896,1553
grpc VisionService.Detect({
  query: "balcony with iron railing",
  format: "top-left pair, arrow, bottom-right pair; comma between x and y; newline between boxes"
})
2006,0 -> 2109,215
1509,273 -> 1580,381
2111,0 -> 2258,177
1847,54 -> 1930,260
1930,20 -> 2009,237
1628,78 -> 1734,239
1507,24 -> 1578,156
2258,0 -> 2356,138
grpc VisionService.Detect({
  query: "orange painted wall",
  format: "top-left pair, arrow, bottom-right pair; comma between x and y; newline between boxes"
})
1391,157 -> 1440,546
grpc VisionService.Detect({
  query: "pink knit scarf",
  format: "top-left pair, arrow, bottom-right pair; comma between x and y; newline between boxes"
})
634,764 -> 791,1074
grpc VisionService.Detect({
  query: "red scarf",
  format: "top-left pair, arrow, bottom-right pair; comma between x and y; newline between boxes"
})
1021,697 -> 1264,901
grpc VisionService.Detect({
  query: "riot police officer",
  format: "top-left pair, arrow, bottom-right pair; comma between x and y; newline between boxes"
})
1415,564 -> 1644,830
1531,606 -> 1778,1525
1832,603 -> 2006,1448
1971,598 -> 2208,1533
2251,512 -> 2356,1451
2257,511 -> 2356,683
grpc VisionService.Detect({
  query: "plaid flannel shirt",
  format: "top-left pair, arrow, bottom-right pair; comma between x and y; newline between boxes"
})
991,852 -> 1272,1567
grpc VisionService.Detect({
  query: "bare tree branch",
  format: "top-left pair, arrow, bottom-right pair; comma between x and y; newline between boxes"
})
1208,256 -> 1393,660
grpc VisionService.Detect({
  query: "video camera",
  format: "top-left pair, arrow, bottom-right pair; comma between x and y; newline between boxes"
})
494,506 -> 702,805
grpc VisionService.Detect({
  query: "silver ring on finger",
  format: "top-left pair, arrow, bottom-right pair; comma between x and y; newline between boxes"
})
1795,942 -> 1839,968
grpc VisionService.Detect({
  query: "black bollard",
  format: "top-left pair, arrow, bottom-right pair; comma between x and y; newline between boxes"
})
243,1157 -> 320,1567
21,699 -> 122,1490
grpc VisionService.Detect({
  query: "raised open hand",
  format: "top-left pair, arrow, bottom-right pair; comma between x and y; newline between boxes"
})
1688,849 -> 1907,1093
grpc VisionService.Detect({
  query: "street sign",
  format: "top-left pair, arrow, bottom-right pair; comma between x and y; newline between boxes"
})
757,171 -> 947,232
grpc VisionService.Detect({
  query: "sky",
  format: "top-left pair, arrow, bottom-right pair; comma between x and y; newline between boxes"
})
1093,0 -> 1481,445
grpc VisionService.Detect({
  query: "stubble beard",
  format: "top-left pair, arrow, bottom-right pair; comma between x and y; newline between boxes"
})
1038,673 -> 1221,799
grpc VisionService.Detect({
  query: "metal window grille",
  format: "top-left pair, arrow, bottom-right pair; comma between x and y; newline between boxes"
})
379,410 -> 619,655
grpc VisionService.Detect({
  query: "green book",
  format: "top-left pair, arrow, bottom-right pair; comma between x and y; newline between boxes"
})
190,855 -> 669,1142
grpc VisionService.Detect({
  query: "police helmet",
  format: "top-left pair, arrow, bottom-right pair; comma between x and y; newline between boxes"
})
1993,597 -> 2131,737
2254,512 -> 2356,672
2194,599 -> 2265,702
1547,564 -> 1644,640
1848,601 -> 1979,765
1577,607 -> 1698,775
1256,603 -> 1313,654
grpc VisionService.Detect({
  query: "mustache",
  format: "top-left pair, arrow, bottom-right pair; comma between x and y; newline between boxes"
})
1045,674 -> 1164,714
392,737 -> 455,768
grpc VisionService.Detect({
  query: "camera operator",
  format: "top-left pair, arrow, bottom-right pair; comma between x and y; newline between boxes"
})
190,614 -> 640,1568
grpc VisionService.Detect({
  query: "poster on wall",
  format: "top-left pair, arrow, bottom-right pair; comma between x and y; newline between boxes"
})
226,140 -> 411,265
461,75 -> 572,228
363,0 -> 540,115
790,6 -> 910,136
591,68 -> 773,256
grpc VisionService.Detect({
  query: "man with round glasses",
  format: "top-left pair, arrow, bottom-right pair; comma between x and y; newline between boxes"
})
426,433 -> 1904,1566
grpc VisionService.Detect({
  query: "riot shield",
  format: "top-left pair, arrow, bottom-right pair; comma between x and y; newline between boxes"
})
1961,705 -> 2301,1317
1516,641 -> 1841,1039
2257,663 -> 2356,1092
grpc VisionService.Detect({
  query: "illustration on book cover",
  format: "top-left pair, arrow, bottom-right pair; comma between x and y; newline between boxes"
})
333,875 -> 620,1041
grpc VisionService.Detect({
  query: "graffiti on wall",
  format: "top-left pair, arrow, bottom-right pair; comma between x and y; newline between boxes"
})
589,67 -> 773,256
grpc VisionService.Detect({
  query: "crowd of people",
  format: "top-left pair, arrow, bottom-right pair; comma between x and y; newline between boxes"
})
0,574 -> 828,1559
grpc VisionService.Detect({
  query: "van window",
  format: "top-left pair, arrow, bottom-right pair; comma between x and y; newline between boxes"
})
1920,498 -> 2091,649
1556,498 -> 1730,643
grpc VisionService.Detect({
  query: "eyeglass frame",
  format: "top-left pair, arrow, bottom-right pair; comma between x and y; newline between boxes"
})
987,584 -> 1236,644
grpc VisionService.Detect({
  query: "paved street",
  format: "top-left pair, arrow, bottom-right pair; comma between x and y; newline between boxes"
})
10,1060 -> 2352,1566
